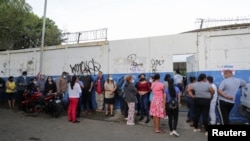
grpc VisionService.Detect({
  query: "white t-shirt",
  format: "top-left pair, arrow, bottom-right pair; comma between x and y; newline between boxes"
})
68,83 -> 82,98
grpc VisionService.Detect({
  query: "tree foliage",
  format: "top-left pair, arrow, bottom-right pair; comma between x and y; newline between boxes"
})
0,0 -> 62,50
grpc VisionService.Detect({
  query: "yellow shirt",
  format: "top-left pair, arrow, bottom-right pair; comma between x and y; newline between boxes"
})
6,81 -> 16,93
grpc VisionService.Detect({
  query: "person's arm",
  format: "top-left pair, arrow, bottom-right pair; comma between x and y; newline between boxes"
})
89,77 -> 94,92
187,84 -> 195,98
209,86 -> 215,98
217,89 -> 233,101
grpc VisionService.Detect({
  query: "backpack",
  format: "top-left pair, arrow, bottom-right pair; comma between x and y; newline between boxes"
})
166,87 -> 178,110
167,97 -> 178,110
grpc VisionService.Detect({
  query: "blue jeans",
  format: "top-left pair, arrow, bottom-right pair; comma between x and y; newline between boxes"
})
139,93 -> 149,119
186,96 -> 195,121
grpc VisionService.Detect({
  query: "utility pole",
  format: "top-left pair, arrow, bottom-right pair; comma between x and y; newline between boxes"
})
39,0 -> 47,73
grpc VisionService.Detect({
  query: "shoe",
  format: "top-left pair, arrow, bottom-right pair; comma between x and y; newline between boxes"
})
72,120 -> 80,123
170,132 -> 173,135
155,129 -> 165,134
145,119 -> 150,124
110,113 -> 114,116
126,122 -> 135,125
138,117 -> 144,121
193,128 -> 201,132
205,132 -> 208,136
105,113 -> 109,116
172,130 -> 179,137
186,119 -> 191,122
164,116 -> 168,120
124,117 -> 128,121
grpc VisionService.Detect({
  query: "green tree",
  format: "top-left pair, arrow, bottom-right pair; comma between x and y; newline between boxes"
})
0,0 -> 62,50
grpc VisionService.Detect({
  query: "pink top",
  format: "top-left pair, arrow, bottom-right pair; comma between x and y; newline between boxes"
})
151,81 -> 164,98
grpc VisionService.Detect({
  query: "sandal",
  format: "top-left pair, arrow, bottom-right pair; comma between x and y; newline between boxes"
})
155,129 -> 165,134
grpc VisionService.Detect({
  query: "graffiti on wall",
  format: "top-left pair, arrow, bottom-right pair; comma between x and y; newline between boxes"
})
151,58 -> 165,73
126,54 -> 145,73
69,58 -> 101,75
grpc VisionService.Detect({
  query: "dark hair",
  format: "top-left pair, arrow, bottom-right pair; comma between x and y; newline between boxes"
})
153,73 -> 160,80
175,70 -> 180,74
22,71 -> 27,75
70,75 -> 77,90
164,74 -> 171,81
207,76 -> 213,83
189,76 -> 196,83
168,78 -> 176,98
8,76 -> 14,81
198,73 -> 207,81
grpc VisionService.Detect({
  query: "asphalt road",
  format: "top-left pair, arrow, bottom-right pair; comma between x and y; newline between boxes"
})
0,102 -> 208,141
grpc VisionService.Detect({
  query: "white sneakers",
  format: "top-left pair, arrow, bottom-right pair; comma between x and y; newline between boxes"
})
126,122 -> 135,125
170,130 -> 179,137
205,132 -> 208,136
193,128 -> 201,132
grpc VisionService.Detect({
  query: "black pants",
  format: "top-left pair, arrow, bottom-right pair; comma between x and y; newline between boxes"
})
120,96 -> 128,117
82,89 -> 93,111
193,98 -> 210,131
167,107 -> 179,131
17,90 -> 25,110
217,100 -> 234,125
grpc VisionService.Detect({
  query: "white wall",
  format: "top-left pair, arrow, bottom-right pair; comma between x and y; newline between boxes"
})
1,27 -> 250,78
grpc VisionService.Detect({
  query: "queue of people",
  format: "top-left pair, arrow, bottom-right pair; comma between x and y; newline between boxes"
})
0,69 -> 247,134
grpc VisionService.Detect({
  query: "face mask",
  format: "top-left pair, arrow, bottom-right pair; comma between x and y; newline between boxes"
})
10,80 -> 14,82
109,77 -> 113,80
48,78 -> 52,81
131,80 -> 134,83
149,79 -> 153,83
63,75 -> 67,79
83,73 -> 87,76
33,81 -> 37,84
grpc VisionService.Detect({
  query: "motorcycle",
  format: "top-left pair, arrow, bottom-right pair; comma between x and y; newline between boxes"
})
21,91 -> 64,118
21,90 -> 43,114
42,93 -> 64,118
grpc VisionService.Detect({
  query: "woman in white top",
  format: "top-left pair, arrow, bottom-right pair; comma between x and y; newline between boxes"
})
67,75 -> 82,123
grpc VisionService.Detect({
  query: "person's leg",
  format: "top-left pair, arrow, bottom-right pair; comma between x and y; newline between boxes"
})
87,91 -> 93,113
193,98 -> 202,130
110,104 -> 114,116
173,109 -> 179,131
139,95 -> 144,121
82,90 -> 87,112
124,99 -> 129,118
202,99 -> 210,132
218,100 -> 234,125
209,101 -> 217,125
72,98 -> 79,122
105,103 -> 109,115
142,94 -> 150,123
168,110 -> 173,131
68,98 -> 73,121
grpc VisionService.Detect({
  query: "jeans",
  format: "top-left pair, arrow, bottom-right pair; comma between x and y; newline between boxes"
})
139,93 -> 150,119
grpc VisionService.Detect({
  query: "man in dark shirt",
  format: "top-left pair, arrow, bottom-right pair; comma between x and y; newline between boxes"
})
79,70 -> 94,114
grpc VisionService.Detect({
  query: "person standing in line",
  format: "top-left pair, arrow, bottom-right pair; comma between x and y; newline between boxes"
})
207,76 -> 218,125
163,73 -> 172,119
217,70 -> 246,125
67,75 -> 82,123
16,71 -> 30,110
77,76 -> 84,117
104,74 -> 117,116
136,73 -> 151,124
187,73 -> 214,136
94,71 -> 105,112
37,75 -> 46,96
5,76 -> 16,109
165,78 -> 181,137
124,75 -> 138,125
174,70 -> 184,95
185,76 -> 196,127
79,70 -> 94,114
150,73 -> 166,133
56,72 -> 69,99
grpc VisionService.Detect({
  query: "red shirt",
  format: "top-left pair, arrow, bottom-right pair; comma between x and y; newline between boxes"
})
136,81 -> 151,92
96,79 -> 102,94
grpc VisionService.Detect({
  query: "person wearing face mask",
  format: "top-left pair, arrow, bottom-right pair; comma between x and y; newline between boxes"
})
79,70 -> 94,114
44,76 -> 57,95
16,71 -> 30,110
124,75 -> 138,125
56,72 -> 69,100
135,73 -> 151,124
27,77 -> 39,94
5,76 -> 16,109
104,74 -> 117,116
